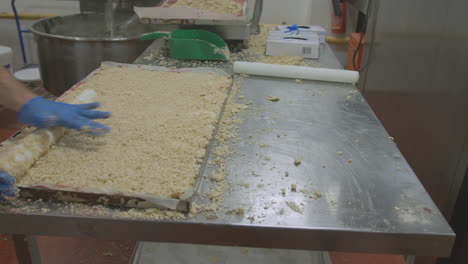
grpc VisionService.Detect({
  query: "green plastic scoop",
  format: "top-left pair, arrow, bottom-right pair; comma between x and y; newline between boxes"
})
141,30 -> 230,61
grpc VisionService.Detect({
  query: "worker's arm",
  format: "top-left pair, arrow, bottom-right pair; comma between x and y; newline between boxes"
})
0,67 -> 112,199
0,68 -> 28,200
0,67 -> 111,135
0,67 -> 36,111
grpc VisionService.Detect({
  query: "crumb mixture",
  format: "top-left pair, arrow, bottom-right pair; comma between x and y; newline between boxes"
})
19,66 -> 231,198
258,56 -> 306,66
170,0 -> 244,16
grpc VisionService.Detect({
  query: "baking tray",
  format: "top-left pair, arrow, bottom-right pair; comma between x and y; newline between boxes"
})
135,0 -> 251,25
11,62 -> 233,213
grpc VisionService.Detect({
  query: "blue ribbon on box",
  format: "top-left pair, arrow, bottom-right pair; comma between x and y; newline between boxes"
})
284,24 -> 300,34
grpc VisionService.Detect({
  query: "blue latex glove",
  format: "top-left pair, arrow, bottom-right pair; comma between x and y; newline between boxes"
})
0,171 -> 16,201
18,97 -> 111,136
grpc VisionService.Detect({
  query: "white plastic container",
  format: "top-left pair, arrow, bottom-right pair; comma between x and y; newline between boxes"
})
0,46 -> 13,73
14,68 -> 41,83
276,25 -> 327,43
266,37 -> 320,59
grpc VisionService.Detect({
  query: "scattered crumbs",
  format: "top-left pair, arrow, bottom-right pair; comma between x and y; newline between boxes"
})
259,143 -> 270,147
171,0 -> 244,15
247,216 -> 255,223
209,257 -> 219,263
258,55 -> 306,66
285,171 -> 289,177
257,183 -> 264,188
389,136 -> 395,141
294,158 -> 302,166
276,134 -> 281,138
266,96 -> 280,102
103,252 -> 113,257
286,201 -> 303,214
279,208 -> 285,215
396,167 -> 401,171
209,170 -> 226,182
226,207 -> 245,216
347,159 -> 353,164
238,183 -> 250,188
264,156 -> 271,161
314,191 -> 322,199
394,206 -> 400,211
331,200 -> 338,206
291,184 -> 297,192
295,79 -> 303,83
281,188 -> 286,195
238,95 -> 245,99
337,151 -> 343,155
241,248 -> 249,255
322,164 -> 327,168
206,215 -> 218,220
345,95 -> 352,100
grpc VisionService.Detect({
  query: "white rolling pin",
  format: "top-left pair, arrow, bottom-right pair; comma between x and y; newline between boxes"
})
233,61 -> 360,84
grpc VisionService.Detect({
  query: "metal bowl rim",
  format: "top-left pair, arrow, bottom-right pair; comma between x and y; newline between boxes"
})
30,14 -> 147,42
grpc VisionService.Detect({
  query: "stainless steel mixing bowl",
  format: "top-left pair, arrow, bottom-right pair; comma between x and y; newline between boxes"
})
31,13 -> 158,95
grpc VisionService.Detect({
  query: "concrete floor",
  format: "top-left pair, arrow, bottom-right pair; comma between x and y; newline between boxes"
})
0,234 -> 135,264
0,233 -> 405,264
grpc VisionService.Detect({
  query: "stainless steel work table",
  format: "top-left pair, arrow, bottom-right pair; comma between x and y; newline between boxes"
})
0,41 -> 455,259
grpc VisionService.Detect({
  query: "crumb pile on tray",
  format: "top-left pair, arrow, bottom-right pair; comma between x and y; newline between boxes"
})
19,66 -> 231,199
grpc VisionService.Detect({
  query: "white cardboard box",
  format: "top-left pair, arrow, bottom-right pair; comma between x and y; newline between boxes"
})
266,37 -> 320,59
276,25 -> 327,43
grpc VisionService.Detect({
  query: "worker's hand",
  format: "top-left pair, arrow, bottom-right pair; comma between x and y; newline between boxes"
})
0,171 -> 16,201
17,97 -> 111,136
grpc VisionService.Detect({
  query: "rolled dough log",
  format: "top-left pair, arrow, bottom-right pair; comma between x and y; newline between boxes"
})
0,89 -> 97,179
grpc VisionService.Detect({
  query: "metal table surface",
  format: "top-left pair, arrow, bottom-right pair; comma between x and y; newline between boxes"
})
0,41 -> 455,257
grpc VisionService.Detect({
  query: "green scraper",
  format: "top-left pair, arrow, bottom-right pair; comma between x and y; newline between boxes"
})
141,30 -> 230,61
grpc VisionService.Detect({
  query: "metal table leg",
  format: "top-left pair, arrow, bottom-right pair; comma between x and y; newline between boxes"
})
12,235 -> 41,264
405,256 -> 415,264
